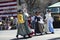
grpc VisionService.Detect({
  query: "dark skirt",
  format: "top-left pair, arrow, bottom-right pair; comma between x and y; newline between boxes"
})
35,22 -> 40,33
17,21 -> 32,36
35,22 -> 43,33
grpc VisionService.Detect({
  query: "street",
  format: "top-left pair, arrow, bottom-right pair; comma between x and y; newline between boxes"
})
0,29 -> 60,40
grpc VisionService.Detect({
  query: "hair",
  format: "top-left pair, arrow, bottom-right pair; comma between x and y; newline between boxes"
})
18,9 -> 23,14
35,11 -> 41,15
47,9 -> 51,12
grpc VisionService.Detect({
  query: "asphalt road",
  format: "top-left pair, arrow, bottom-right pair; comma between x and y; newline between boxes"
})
0,29 -> 60,40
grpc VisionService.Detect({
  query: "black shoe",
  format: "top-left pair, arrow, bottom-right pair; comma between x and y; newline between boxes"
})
35,33 -> 36,36
23,35 -> 26,38
16,35 -> 18,38
28,36 -> 32,38
45,32 -> 48,34
40,33 -> 43,35
28,35 -> 32,38
51,32 -> 54,34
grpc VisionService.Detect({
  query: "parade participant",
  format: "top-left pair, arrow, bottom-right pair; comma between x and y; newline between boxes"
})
45,10 -> 54,34
28,16 -> 34,35
34,11 -> 44,35
16,10 -> 33,38
28,16 -> 32,28
31,15 -> 35,29
44,15 -> 49,34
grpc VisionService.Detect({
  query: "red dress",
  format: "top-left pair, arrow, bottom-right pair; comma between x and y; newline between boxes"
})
28,17 -> 35,35
28,19 -> 32,28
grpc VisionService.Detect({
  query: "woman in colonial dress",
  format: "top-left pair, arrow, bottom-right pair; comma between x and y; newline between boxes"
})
34,11 -> 44,35
44,13 -> 49,34
28,16 -> 34,35
45,10 -> 54,34
16,10 -> 33,38
43,20 -> 49,34
31,15 -> 35,29
28,16 -> 32,28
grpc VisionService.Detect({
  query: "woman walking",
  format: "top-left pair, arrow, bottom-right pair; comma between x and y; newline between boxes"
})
34,11 -> 44,35
45,10 -> 54,34
16,10 -> 33,38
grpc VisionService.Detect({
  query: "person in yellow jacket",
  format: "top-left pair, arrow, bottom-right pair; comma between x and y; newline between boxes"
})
16,10 -> 33,38
17,12 -> 25,24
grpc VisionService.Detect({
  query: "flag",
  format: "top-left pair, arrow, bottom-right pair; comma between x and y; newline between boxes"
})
0,0 -> 17,17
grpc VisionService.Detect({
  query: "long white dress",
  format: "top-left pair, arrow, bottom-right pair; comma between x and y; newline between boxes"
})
44,13 -> 54,33
44,13 -> 50,33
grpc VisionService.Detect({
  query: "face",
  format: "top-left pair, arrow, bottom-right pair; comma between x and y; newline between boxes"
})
36,12 -> 40,15
18,12 -> 23,14
48,12 -> 51,14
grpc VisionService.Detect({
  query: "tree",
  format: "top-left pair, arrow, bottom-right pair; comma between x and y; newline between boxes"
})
25,0 -> 36,13
24,0 -> 59,15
